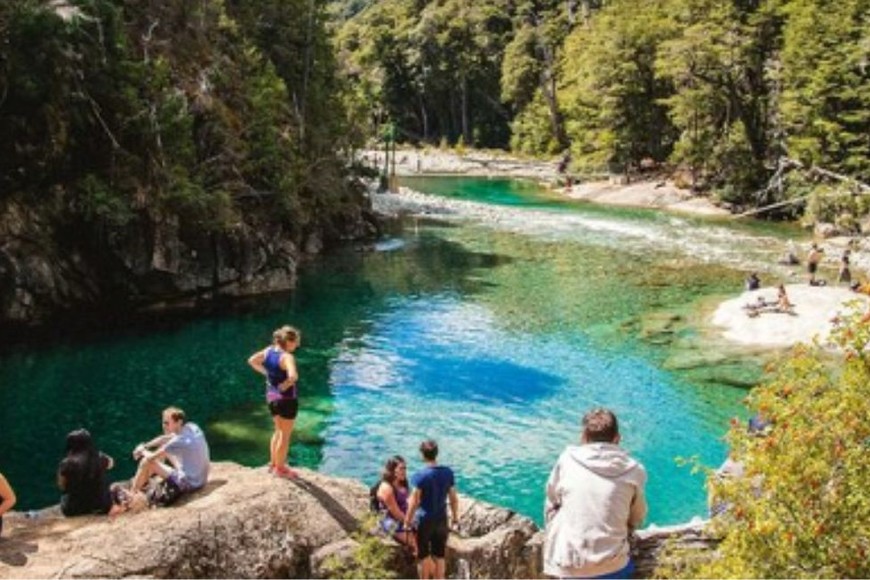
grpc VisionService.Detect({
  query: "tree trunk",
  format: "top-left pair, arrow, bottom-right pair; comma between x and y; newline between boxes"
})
419,93 -> 429,142
537,39 -> 567,149
461,75 -> 470,145
299,0 -> 315,142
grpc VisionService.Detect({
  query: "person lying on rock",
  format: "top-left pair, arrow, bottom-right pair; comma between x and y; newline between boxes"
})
57,429 -> 114,516
128,407 -> 210,507
745,285 -> 795,317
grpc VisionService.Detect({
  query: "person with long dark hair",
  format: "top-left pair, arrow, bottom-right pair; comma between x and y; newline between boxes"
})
57,429 -> 114,516
375,455 -> 417,554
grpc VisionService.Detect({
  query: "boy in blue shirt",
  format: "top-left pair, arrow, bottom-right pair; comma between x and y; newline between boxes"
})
405,440 -> 459,579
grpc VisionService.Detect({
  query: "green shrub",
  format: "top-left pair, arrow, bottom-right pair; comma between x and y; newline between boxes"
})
663,304 -> 870,578
322,516 -> 397,579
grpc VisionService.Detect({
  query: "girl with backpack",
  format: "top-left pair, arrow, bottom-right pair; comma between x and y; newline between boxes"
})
374,455 -> 417,555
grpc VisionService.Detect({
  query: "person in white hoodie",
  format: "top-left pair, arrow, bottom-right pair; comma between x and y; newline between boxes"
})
543,408 -> 647,579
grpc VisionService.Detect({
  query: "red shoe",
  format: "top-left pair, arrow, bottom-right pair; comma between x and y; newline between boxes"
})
274,464 -> 298,479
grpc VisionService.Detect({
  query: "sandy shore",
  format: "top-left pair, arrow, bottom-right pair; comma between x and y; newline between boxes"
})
712,285 -> 867,348
363,148 -> 728,217
565,180 -> 731,217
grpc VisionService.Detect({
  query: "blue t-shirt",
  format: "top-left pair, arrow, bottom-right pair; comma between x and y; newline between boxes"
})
164,422 -> 210,489
410,464 -> 455,523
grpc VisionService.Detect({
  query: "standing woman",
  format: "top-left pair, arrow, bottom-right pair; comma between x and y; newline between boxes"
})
0,472 -> 17,536
58,429 -> 114,516
248,325 -> 301,479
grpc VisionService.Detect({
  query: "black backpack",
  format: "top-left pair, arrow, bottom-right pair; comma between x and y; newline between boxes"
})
369,481 -> 383,513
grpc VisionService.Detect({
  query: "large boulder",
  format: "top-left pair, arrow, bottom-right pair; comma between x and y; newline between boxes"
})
0,463 -> 539,579
0,462 -> 715,579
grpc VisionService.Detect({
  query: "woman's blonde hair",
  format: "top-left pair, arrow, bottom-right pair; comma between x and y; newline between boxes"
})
273,325 -> 301,348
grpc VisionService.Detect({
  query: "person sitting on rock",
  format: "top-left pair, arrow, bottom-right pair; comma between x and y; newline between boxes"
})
745,272 -> 761,291
543,408 -> 647,579
0,472 -> 16,537
375,455 -> 417,555
128,407 -> 210,507
746,285 -> 794,317
58,429 -> 114,516
775,284 -> 794,312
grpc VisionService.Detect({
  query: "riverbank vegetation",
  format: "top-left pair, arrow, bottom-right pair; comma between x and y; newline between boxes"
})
334,0 -> 869,213
659,304 -> 870,577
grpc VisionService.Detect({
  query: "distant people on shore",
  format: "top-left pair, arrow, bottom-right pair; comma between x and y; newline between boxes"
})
778,241 -> 800,266
776,284 -> 794,312
0,472 -> 16,537
745,284 -> 794,317
374,455 -> 417,555
128,407 -> 210,507
745,272 -> 761,291
543,408 -> 647,579
248,325 -> 302,479
58,429 -> 114,516
405,440 -> 459,580
807,243 -> 824,285
838,254 -> 852,286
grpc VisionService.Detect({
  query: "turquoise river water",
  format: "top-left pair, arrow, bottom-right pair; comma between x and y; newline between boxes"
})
0,177 -> 807,525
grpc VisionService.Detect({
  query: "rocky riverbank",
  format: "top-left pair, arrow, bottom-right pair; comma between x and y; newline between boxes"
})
0,462 -> 711,579
0,195 -> 378,335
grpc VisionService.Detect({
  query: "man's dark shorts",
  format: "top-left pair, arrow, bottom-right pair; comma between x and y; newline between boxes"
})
809,262 -> 818,274
147,472 -> 191,507
416,516 -> 449,560
269,398 -> 298,420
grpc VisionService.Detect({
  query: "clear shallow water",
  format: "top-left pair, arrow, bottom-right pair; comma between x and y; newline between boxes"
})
0,176 -> 807,526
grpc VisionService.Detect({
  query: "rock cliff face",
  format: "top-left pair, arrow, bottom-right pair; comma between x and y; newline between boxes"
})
0,462 -> 712,579
0,198 -> 377,331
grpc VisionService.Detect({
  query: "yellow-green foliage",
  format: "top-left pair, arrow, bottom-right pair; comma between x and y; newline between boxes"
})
322,516 -> 397,579
666,305 -> 870,578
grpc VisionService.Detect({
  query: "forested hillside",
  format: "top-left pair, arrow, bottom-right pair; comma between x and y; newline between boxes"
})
336,0 -> 869,207
0,0 -> 373,327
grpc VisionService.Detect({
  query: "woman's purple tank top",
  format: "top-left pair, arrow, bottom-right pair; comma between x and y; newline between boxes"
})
263,347 -> 296,402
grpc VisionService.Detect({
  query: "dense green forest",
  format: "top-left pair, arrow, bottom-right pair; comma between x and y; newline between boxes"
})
1,0 -> 867,322
0,0 -> 380,325
0,0 -> 363,236
335,0 -> 869,207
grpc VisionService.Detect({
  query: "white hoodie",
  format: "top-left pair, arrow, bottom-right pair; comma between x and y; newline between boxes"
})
543,443 -> 647,578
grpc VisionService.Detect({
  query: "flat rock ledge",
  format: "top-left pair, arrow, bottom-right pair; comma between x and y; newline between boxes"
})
0,462 -> 714,578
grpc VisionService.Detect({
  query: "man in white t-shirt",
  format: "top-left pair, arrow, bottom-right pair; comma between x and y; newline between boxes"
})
129,406 -> 210,505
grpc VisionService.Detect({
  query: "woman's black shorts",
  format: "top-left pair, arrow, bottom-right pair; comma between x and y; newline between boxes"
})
416,516 -> 449,560
269,398 -> 298,419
